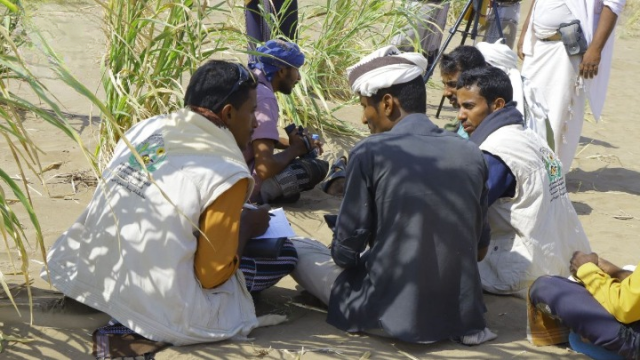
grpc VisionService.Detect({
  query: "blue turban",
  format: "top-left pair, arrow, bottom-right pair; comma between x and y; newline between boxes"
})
250,39 -> 305,81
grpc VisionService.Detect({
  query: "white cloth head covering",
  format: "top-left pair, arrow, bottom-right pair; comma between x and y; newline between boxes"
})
347,45 -> 428,97
476,40 -> 525,117
476,40 -> 517,72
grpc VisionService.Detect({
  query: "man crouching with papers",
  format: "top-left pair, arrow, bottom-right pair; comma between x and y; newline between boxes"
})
290,46 -> 497,345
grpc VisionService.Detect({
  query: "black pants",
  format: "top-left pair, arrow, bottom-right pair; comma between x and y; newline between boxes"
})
245,0 -> 298,62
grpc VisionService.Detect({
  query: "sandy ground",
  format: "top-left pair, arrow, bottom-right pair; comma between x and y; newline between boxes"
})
1,0 -> 640,358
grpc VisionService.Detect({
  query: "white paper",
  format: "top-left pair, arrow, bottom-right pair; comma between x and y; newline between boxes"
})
254,208 -> 297,239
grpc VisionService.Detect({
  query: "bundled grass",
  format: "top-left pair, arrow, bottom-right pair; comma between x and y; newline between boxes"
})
0,2 -> 97,323
97,0 -> 225,166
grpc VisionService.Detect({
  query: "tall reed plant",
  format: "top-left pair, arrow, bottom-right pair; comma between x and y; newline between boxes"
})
97,0 -> 224,166
242,0 -> 413,133
0,2 -> 97,322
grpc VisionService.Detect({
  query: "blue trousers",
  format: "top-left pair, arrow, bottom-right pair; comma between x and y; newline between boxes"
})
530,276 -> 640,359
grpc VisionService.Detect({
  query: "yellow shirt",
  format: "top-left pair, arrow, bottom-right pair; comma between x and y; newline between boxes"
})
194,179 -> 249,289
577,262 -> 640,324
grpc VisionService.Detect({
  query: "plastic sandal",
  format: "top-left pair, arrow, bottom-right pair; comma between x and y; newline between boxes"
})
321,156 -> 347,194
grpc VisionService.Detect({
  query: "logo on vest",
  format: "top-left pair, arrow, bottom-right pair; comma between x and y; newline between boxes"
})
110,133 -> 166,199
128,133 -> 167,172
540,147 -> 565,201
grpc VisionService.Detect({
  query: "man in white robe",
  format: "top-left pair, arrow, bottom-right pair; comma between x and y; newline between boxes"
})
517,0 -> 625,174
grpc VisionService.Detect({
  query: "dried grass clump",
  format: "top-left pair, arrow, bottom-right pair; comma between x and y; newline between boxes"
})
620,0 -> 640,38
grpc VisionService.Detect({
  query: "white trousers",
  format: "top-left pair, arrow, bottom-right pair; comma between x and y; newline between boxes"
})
289,237 -> 343,306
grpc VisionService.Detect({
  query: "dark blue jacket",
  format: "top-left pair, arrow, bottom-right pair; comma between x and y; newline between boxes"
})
329,113 -> 489,343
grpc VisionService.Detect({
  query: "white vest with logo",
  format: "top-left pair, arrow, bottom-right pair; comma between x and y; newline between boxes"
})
478,124 -> 590,295
42,109 -> 258,345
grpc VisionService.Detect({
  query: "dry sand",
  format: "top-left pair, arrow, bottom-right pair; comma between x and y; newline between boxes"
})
1,0 -> 639,358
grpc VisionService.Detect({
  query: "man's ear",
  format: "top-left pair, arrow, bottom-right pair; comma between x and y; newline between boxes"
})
220,103 -> 234,126
491,97 -> 506,111
382,93 -> 395,116
276,67 -> 287,80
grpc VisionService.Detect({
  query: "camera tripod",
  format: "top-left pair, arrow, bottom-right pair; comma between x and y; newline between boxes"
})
423,0 -> 505,118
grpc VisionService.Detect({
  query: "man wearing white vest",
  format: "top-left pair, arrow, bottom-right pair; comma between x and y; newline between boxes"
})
456,67 -> 591,298
41,61 -> 297,345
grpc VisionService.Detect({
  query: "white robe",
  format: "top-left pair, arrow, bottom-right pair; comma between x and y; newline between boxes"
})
521,0 -> 625,174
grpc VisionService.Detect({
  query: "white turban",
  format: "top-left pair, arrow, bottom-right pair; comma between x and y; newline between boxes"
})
476,40 -> 525,117
347,45 -> 428,97
476,40 -> 518,72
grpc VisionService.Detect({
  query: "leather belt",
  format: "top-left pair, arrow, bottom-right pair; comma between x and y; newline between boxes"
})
540,32 -> 562,42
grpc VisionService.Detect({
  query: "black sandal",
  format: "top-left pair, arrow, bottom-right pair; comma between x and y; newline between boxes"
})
321,156 -> 347,194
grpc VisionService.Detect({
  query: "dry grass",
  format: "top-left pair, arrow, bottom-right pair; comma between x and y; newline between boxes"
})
620,0 -> 640,38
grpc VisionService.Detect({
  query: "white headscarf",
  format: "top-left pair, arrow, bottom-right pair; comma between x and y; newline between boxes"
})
476,40 -> 525,117
347,45 -> 428,97
477,40 -> 550,145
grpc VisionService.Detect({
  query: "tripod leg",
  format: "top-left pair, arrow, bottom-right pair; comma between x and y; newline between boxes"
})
435,92 -> 446,119
423,0 -> 475,119
490,1 -> 505,42
460,8 -> 475,44
424,0 -> 474,80
470,0 -> 482,42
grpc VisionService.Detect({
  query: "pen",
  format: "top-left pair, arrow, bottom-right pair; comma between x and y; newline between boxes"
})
243,203 -> 275,216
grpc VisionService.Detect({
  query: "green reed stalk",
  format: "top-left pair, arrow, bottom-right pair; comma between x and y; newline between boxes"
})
0,2 -> 97,324
97,0 -> 222,166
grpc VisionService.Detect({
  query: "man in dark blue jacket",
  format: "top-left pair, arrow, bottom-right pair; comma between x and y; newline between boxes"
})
291,46 -> 496,345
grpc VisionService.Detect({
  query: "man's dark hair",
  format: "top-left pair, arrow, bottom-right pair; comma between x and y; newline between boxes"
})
439,46 -> 486,75
456,67 -> 513,104
370,76 -> 426,114
184,60 -> 257,113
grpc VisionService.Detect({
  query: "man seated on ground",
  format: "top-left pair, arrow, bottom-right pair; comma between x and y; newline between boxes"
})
529,252 -> 640,360
322,45 -> 487,197
291,46 -> 497,345
246,39 -> 328,204
41,60 -> 297,346
322,46 -> 487,197
439,45 -> 487,137
476,40 -> 554,147
455,67 -> 591,298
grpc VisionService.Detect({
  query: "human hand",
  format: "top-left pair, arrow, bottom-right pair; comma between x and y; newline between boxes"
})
580,48 -> 602,79
287,127 -> 310,157
570,251 -> 599,278
241,204 -> 271,239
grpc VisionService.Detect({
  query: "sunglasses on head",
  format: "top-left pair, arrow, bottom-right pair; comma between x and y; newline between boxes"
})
212,63 -> 253,112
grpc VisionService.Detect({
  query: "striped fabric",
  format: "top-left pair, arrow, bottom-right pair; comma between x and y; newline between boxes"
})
240,239 -> 299,293
93,319 -> 169,360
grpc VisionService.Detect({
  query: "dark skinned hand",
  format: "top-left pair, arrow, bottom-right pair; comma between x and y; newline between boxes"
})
287,127 -> 311,157
241,204 -> 271,239
580,48 -> 602,79
570,251 -> 599,278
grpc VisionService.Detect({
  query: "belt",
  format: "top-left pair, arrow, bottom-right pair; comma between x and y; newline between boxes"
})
540,32 -> 562,42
